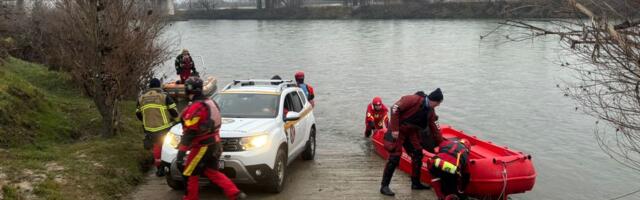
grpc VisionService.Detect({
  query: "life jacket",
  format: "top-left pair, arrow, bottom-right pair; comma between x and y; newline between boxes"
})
402,92 -> 431,129
298,83 -> 310,97
199,99 -> 222,135
138,89 -> 174,133
432,140 -> 469,175
367,103 -> 388,129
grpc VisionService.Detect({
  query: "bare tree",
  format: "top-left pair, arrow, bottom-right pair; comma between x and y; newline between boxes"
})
0,2 -> 27,63
197,0 -> 216,11
0,1 -> 17,62
47,0 -> 169,137
9,0 -> 53,64
496,0 -> 640,171
266,0 -> 275,9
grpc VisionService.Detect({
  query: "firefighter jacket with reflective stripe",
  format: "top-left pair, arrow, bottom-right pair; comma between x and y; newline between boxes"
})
136,88 -> 178,133
366,103 -> 389,129
431,140 -> 470,175
178,99 -> 222,152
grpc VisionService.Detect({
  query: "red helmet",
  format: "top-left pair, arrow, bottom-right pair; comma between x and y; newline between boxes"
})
372,96 -> 383,106
295,71 -> 305,80
459,138 -> 471,149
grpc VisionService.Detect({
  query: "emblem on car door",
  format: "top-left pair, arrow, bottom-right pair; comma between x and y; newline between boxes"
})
286,127 -> 296,144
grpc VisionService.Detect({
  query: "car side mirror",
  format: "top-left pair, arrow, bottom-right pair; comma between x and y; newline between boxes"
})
285,111 -> 300,121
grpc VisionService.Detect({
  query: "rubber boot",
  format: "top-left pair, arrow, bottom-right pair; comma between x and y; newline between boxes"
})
380,158 -> 397,197
153,143 -> 164,177
380,186 -> 395,196
364,129 -> 372,138
235,191 -> 248,200
411,182 -> 431,190
381,156 -> 399,187
411,176 -> 430,190
155,166 -> 166,177
410,149 -> 429,190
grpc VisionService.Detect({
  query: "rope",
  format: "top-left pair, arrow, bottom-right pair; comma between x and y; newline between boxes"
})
496,161 -> 508,200
494,157 -> 526,200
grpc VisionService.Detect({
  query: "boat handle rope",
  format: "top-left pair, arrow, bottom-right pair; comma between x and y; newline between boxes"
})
496,161 -> 508,200
492,155 -> 531,200
492,154 -> 531,165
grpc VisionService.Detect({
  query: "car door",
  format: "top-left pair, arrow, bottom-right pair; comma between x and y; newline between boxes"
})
297,90 -> 311,130
282,92 -> 293,156
282,92 -> 298,157
289,91 -> 308,154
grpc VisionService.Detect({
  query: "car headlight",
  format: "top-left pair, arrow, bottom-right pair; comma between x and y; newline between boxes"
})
239,134 -> 269,150
164,132 -> 181,149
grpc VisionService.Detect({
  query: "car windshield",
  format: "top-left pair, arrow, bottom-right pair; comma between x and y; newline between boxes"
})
213,93 -> 280,118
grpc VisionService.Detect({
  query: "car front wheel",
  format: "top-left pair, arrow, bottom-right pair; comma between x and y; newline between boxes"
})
166,165 -> 185,190
267,147 -> 287,193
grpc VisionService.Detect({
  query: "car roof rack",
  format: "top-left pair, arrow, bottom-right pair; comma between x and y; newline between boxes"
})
222,79 -> 298,92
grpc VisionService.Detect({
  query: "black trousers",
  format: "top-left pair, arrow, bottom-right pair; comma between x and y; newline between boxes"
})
381,130 -> 424,187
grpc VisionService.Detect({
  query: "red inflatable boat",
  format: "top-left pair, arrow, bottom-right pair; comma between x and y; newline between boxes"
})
371,125 -> 536,199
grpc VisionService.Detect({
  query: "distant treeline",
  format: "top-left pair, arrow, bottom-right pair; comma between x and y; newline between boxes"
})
171,2 -> 574,20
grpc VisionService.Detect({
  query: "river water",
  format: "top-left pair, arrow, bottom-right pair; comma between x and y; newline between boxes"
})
155,20 -> 640,199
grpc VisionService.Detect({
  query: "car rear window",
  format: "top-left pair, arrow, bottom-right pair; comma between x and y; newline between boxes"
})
213,93 -> 280,118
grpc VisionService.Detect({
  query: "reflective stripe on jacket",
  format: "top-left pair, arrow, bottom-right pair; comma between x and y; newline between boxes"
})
431,140 -> 469,175
137,89 -> 177,133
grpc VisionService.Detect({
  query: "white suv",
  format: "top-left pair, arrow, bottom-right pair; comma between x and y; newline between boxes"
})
161,79 -> 317,193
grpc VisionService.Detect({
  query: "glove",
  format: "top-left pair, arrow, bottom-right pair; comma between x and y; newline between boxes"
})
383,130 -> 398,152
367,121 -> 375,129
